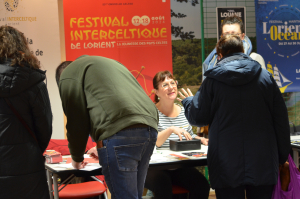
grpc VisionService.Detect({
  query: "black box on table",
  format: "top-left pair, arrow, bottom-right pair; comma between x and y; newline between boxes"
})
169,139 -> 201,151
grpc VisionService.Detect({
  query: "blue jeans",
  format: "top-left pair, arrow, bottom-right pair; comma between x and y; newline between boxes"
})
98,126 -> 157,199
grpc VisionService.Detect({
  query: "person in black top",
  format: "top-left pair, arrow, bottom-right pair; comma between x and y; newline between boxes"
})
0,25 -> 52,199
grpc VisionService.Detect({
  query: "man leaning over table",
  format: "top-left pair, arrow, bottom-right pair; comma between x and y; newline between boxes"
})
55,55 -> 158,199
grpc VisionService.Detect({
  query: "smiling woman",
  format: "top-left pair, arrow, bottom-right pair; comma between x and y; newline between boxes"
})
143,70 -> 210,199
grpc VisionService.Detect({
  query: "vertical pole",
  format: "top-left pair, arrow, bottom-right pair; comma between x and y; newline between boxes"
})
46,169 -> 54,199
53,174 -> 59,199
200,0 -> 205,63
205,166 -> 210,184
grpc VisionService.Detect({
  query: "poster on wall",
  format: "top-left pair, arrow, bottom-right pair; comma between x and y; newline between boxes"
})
255,0 -> 300,93
63,0 -> 172,98
171,1 -> 203,86
0,0 -> 64,138
216,7 -> 246,40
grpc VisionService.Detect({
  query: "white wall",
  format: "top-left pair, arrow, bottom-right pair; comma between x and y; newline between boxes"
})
0,0 -> 65,139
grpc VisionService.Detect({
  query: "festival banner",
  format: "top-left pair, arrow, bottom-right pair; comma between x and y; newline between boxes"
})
0,0 -> 64,138
63,0 -> 172,98
216,7 -> 246,40
255,0 -> 300,93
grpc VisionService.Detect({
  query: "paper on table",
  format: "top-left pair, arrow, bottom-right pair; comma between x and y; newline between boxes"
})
81,165 -> 101,171
53,162 -> 100,170
150,152 -> 188,163
66,157 -> 99,164
150,153 -> 170,163
54,163 -> 74,169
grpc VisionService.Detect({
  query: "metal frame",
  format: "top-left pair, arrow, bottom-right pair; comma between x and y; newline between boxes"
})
46,169 -> 107,199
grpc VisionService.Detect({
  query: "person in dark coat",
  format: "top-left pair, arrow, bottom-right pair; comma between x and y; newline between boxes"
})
0,25 -> 52,199
178,35 -> 291,199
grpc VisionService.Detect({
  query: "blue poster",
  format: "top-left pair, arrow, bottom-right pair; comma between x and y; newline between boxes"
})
255,0 -> 300,92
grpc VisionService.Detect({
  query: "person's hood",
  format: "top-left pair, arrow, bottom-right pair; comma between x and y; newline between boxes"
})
202,35 -> 253,81
204,52 -> 261,86
243,35 -> 252,55
0,60 -> 46,97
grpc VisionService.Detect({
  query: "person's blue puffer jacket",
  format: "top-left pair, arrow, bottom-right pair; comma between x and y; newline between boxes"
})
182,52 -> 291,189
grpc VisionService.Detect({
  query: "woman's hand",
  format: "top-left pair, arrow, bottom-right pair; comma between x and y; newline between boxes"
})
171,126 -> 192,141
195,136 -> 209,146
87,146 -> 99,161
201,138 -> 209,146
177,88 -> 193,102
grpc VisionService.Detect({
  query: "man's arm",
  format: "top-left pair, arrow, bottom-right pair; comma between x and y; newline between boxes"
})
59,79 -> 90,163
180,79 -> 213,127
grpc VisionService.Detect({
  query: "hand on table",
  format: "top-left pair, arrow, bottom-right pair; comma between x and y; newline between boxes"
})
177,88 -> 193,102
72,159 -> 88,169
87,146 -> 99,161
171,126 -> 192,141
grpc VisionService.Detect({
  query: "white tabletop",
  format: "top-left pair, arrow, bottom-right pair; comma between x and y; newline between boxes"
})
151,145 -> 208,163
45,145 -> 208,172
291,135 -> 300,140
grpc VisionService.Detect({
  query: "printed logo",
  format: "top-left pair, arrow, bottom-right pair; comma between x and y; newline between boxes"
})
262,4 -> 300,58
4,0 -> 19,12
267,62 -> 293,92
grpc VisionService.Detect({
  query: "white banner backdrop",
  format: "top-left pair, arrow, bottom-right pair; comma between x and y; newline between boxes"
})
0,0 -> 64,139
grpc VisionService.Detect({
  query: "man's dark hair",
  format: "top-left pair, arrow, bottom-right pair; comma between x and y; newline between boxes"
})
55,61 -> 72,86
221,15 -> 244,34
216,35 -> 244,57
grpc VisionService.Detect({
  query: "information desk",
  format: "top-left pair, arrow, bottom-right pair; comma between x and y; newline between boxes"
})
291,135 -> 300,168
45,145 -> 208,199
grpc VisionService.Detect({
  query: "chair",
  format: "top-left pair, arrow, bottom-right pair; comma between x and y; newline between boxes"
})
172,185 -> 189,199
46,137 -> 104,198
53,175 -> 108,199
46,137 -> 96,155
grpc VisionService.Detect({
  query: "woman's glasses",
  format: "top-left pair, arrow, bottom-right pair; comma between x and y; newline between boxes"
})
161,80 -> 178,90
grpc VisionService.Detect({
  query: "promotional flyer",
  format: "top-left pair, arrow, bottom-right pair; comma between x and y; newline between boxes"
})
217,7 -> 246,40
255,0 -> 300,93
63,0 -> 172,97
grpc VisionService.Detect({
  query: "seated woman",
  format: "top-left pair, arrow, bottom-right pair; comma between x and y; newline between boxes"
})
144,71 -> 210,199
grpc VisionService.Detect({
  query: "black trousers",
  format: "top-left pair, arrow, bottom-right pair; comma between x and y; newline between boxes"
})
215,184 -> 274,199
144,167 -> 210,199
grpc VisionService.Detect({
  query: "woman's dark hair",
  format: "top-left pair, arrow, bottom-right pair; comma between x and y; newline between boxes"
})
216,35 -> 244,57
0,25 -> 40,69
153,70 -> 174,103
